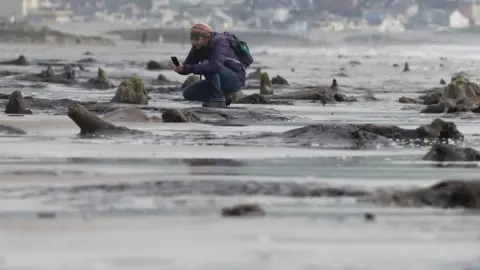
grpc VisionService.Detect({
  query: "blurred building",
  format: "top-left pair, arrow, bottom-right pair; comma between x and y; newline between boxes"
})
26,0 -> 40,10
0,0 -> 40,19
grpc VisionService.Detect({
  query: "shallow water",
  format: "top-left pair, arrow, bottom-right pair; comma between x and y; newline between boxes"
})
0,42 -> 479,269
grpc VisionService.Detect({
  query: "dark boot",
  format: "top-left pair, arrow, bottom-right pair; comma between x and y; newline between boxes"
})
225,95 -> 233,107
202,100 -> 226,108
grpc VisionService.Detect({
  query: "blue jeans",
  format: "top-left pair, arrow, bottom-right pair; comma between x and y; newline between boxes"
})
182,65 -> 243,102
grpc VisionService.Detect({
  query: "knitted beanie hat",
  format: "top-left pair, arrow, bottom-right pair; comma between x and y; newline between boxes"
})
190,23 -> 213,37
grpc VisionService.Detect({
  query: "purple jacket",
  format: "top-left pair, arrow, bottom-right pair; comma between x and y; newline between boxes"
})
180,32 -> 246,85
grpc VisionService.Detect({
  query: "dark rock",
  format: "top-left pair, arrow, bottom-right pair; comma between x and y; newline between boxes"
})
151,73 -> 178,86
162,108 -> 200,123
269,123 -> 393,149
399,96 -> 421,104
349,60 -> 362,66
334,92 -> 357,102
333,72 -> 349,77
162,106 -> 291,124
271,75 -> 289,85
157,74 -> 168,81
440,78 -> 446,85
331,79 -> 338,88
422,144 -> 480,162
370,180 -> 480,209
417,180 -> 480,209
36,212 -> 56,219
0,55 -> 28,65
221,203 -> 266,217
183,158 -> 244,167
233,93 -> 294,105
238,118 -> 462,149
362,118 -> 463,142
76,57 -> 97,64
5,90 -> 32,114
403,62 -> 410,72
146,60 -> 170,70
364,213 -> 375,221
0,70 -> 21,77
418,89 -> 443,105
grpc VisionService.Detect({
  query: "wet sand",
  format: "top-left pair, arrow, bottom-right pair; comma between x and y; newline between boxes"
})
0,40 -> 479,269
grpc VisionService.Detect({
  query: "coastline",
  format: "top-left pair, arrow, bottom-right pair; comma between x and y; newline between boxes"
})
41,21 -> 480,47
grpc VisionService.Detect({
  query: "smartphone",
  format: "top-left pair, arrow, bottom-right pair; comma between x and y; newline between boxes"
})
171,56 -> 180,67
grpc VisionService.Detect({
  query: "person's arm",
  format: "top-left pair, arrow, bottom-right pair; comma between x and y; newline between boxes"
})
183,38 -> 227,75
177,46 -> 197,75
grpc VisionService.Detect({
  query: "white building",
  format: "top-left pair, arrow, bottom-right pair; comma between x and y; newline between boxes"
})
449,9 -> 470,28
378,16 -> 406,32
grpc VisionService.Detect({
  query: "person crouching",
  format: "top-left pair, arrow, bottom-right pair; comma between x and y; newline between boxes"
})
171,23 -> 246,108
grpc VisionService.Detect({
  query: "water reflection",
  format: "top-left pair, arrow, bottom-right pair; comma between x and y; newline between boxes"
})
182,158 -> 244,176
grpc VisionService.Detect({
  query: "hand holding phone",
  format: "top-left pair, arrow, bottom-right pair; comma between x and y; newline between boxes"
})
171,56 -> 180,67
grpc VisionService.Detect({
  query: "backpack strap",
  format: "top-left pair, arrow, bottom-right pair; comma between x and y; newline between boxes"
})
225,57 -> 246,72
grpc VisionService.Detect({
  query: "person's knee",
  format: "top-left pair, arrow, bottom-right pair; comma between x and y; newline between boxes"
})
203,72 -> 218,81
204,73 -> 221,90
182,86 -> 195,101
182,89 -> 193,101
182,80 -> 210,101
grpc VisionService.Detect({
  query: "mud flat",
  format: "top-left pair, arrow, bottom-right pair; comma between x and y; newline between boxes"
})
0,41 -> 479,270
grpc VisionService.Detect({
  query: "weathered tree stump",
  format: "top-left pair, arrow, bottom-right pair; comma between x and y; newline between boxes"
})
111,76 -> 148,104
5,90 -> 32,114
260,72 -> 273,95
68,102 -> 122,134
